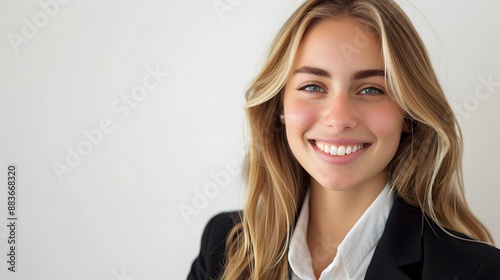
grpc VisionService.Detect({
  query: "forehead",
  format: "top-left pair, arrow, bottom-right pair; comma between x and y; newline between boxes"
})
293,17 -> 383,70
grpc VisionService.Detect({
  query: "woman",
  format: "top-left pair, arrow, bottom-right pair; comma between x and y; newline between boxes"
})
188,0 -> 500,279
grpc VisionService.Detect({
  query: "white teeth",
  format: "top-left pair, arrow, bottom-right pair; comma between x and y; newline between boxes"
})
345,146 -> 352,155
338,146 -> 346,155
315,141 -> 364,156
329,145 -> 337,155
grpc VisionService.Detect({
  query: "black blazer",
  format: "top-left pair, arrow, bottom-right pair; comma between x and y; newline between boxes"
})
188,198 -> 500,279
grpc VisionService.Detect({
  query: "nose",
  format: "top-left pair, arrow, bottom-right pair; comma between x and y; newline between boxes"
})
322,94 -> 357,132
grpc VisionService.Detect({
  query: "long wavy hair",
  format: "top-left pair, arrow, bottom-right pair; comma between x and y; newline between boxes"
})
221,0 -> 494,279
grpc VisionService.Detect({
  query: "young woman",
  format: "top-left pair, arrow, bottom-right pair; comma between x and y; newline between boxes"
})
189,0 -> 500,279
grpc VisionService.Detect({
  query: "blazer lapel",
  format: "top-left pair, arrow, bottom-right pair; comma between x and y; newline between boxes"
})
365,197 -> 424,280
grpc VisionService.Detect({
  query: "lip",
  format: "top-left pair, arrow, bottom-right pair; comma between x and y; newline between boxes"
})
309,139 -> 371,165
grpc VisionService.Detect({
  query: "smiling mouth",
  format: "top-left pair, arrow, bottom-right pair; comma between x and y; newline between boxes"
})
312,140 -> 367,156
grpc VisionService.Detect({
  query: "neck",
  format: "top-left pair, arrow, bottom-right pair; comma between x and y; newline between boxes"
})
306,176 -> 387,277
308,178 -> 386,237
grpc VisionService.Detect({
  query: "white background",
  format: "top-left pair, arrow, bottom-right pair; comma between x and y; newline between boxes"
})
0,0 -> 499,279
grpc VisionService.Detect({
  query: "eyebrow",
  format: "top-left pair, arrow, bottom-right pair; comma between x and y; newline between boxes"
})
353,69 -> 385,80
292,66 -> 385,80
293,66 -> 331,78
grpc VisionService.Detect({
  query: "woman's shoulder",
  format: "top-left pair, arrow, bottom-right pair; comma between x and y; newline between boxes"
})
424,222 -> 500,277
404,200 -> 500,277
201,211 -> 243,252
370,197 -> 500,278
187,211 -> 242,280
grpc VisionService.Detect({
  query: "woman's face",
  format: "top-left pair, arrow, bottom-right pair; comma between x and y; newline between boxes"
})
283,17 -> 404,192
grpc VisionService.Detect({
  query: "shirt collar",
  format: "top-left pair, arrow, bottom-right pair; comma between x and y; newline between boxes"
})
339,184 -> 394,278
288,184 -> 394,279
288,189 -> 315,278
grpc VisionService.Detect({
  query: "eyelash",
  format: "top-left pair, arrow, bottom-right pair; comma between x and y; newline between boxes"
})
297,83 -> 325,93
297,83 -> 385,96
359,86 -> 385,96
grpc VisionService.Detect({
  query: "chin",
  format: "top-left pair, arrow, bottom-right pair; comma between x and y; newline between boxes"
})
316,180 -> 358,192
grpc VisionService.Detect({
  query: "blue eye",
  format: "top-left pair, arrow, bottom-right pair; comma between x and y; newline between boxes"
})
298,83 -> 325,93
360,87 -> 384,95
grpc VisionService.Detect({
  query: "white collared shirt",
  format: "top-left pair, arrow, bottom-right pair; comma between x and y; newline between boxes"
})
288,185 -> 394,280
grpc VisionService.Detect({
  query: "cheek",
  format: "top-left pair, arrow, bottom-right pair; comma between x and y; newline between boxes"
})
283,98 -> 318,135
363,104 -> 404,142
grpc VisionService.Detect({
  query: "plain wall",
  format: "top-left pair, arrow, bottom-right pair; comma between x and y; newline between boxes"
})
0,1 -> 499,279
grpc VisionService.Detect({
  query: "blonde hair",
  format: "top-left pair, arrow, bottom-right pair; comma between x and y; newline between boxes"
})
221,0 -> 494,279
